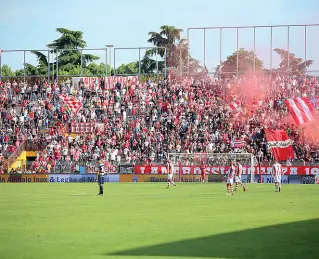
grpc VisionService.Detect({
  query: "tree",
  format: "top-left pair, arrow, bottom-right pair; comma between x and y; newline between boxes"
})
27,28 -> 100,77
116,62 -> 139,75
1,65 -> 16,77
147,25 -> 182,67
142,56 -> 163,74
146,25 -> 201,74
48,28 -> 99,68
273,48 -> 313,76
14,64 -> 43,77
216,48 -> 264,76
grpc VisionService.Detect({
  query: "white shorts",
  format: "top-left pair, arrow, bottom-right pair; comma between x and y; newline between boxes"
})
227,178 -> 233,185
235,176 -> 241,183
273,175 -> 281,183
168,174 -> 173,180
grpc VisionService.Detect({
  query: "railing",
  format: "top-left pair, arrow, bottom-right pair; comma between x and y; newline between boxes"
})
6,139 -> 27,170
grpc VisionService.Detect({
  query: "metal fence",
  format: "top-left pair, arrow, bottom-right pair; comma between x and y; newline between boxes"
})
113,47 -> 167,77
0,48 -> 108,83
0,46 -> 167,82
186,23 -> 319,77
2,24 -> 319,81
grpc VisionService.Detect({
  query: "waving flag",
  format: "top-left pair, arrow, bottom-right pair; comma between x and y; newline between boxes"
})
264,129 -> 294,161
226,102 -> 242,113
58,95 -> 82,114
285,98 -> 315,125
0,50 -> 3,56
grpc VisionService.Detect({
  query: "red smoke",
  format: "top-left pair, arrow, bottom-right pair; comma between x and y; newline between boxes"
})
302,118 -> 319,143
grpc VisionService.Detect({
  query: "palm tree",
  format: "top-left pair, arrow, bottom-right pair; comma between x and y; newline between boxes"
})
146,25 -> 183,68
146,25 -> 201,75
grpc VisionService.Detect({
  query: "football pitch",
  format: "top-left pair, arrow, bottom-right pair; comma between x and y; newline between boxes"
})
0,183 -> 318,259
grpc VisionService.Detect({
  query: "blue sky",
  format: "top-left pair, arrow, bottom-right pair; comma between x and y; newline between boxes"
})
1,0 -> 319,73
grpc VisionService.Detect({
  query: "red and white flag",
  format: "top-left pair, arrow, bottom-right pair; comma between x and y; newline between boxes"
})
226,102 -> 242,113
264,129 -> 294,161
58,95 -> 82,114
0,50 -> 3,56
285,98 -> 315,125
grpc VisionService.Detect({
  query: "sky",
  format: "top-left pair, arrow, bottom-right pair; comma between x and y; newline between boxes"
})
1,0 -> 319,73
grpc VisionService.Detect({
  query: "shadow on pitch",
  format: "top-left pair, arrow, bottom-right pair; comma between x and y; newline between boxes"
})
107,219 -> 319,258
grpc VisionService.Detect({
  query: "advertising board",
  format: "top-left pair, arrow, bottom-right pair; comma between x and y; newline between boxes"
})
0,174 -> 49,183
120,174 -> 203,182
48,174 -> 120,183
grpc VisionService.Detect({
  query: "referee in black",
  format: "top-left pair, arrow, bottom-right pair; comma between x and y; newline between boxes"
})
97,159 -> 105,196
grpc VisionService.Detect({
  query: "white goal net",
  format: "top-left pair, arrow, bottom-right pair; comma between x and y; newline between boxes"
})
167,153 -> 256,183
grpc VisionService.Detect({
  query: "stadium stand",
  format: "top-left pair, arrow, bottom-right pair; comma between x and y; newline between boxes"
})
1,74 -> 319,174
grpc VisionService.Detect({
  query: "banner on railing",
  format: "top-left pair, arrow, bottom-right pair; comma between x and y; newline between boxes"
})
72,77 -> 100,89
85,162 -> 117,174
107,76 -> 138,86
72,76 -> 138,89
52,160 -> 117,174
134,165 -> 319,175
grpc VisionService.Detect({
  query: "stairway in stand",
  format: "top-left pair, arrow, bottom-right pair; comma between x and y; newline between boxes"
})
6,140 -> 27,171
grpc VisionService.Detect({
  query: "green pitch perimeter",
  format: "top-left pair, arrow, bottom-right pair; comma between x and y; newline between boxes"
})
0,183 -> 318,259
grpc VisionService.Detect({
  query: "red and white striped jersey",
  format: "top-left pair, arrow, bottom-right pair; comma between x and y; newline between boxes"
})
272,163 -> 282,176
167,162 -> 174,175
236,163 -> 243,176
228,165 -> 236,179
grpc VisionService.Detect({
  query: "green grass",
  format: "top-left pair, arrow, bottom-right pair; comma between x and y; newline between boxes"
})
0,183 -> 318,259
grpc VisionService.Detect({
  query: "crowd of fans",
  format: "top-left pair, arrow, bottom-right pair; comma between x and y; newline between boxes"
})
1,72 -> 319,173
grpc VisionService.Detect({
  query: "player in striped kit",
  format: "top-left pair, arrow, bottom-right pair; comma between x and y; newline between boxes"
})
226,161 -> 236,195
167,160 -> 177,189
272,160 -> 282,192
234,161 -> 246,192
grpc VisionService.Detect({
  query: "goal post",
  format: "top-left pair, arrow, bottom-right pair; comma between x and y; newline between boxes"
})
167,153 -> 256,183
